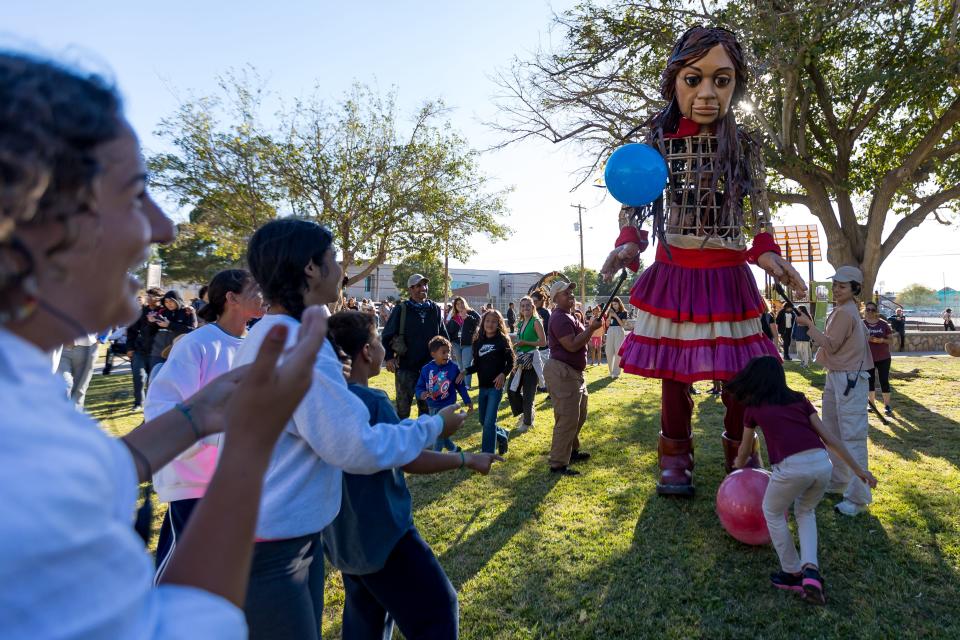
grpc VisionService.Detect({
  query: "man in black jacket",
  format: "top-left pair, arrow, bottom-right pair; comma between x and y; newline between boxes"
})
775,302 -> 797,361
126,287 -> 163,409
381,274 -> 450,418
888,308 -> 907,351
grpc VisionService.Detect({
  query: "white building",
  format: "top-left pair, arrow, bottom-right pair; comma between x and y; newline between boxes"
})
342,261 -> 543,311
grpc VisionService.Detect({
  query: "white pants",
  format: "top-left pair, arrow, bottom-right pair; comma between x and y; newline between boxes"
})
605,326 -> 625,377
821,369 -> 872,506
763,448 -> 833,573
58,343 -> 98,408
795,341 -> 812,366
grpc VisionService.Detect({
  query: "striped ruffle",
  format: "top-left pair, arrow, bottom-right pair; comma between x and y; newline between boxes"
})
629,252 -> 766,323
619,327 -> 779,383
621,243 -> 778,382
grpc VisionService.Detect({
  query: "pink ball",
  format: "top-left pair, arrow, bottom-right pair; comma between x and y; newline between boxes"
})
716,468 -> 772,545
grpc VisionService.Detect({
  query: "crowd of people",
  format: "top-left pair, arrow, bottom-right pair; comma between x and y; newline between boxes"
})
0,32 -> 922,638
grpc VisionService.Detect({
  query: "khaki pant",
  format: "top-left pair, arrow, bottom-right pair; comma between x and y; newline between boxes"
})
605,326 -> 625,377
544,358 -> 588,468
821,369 -> 872,506
795,341 -> 812,366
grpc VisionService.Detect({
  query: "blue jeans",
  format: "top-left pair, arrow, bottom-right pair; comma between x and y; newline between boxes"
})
477,387 -> 507,454
429,407 -> 457,451
452,343 -> 473,388
131,351 -> 152,406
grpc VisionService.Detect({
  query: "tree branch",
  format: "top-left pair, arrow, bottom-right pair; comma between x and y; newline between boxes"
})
880,184 -> 960,263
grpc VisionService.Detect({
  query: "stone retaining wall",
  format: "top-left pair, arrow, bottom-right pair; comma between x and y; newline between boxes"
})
895,331 -> 959,353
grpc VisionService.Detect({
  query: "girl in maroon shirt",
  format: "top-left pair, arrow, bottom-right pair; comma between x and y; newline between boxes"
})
727,356 -> 877,605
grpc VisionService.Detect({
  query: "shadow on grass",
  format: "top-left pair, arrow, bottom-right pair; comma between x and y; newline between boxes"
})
586,375 -> 617,395
868,392 -> 960,468
438,465 -> 563,591
85,371 -> 142,431
463,464 -> 960,638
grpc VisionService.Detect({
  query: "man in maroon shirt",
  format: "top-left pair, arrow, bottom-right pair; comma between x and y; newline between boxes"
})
544,281 -> 603,476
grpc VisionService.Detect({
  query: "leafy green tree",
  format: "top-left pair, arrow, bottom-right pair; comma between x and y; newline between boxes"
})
158,204 -> 243,284
273,83 -> 511,286
150,73 -> 511,286
492,1 -> 960,296
149,70 -> 281,264
392,254 -> 446,300
897,283 -> 939,308
560,263 -> 599,300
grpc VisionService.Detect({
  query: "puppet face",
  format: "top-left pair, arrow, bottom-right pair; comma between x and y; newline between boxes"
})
674,44 -> 736,125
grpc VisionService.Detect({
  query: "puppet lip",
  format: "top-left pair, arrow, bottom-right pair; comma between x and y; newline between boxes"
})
693,106 -> 718,114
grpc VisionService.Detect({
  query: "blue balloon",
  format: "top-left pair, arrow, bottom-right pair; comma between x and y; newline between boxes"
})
604,143 -> 668,207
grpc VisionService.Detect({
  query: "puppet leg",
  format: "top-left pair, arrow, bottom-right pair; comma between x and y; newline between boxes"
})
658,378 -> 695,496
721,387 -> 762,473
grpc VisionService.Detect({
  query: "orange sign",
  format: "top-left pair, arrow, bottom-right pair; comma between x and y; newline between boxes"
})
772,225 -> 822,262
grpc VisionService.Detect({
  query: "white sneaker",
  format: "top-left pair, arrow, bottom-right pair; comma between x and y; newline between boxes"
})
834,500 -> 868,516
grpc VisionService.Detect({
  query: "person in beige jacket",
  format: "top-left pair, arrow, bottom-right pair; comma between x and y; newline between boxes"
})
796,266 -> 874,516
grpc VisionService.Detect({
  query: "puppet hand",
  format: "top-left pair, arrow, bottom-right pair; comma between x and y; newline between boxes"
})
600,242 -> 639,281
757,252 -> 807,294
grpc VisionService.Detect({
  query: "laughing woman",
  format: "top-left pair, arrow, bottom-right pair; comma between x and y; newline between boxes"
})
0,53 -> 326,638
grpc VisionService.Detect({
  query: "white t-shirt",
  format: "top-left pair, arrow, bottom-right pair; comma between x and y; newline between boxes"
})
232,314 -> 443,540
146,323 -> 244,503
0,328 -> 245,639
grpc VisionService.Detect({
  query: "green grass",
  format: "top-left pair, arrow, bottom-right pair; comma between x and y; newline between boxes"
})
89,355 -> 960,639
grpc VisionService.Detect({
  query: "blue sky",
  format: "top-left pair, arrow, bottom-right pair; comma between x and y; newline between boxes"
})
5,1 -> 958,292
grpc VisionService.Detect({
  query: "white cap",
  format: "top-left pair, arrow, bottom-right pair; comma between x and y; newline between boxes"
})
407,273 -> 429,288
828,265 -> 863,284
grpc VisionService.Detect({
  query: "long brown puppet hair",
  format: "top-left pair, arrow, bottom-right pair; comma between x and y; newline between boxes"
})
628,27 -> 765,247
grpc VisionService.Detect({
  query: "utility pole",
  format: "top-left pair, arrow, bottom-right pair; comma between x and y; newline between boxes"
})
443,231 -> 450,303
571,203 -> 586,306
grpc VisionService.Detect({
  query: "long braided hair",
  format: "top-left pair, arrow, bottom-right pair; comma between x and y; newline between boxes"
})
246,218 -> 333,321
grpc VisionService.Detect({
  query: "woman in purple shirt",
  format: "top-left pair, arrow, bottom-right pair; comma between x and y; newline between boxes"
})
863,303 -> 894,416
727,356 -> 877,605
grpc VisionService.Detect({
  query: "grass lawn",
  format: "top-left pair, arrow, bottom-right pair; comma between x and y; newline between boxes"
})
88,355 -> 960,639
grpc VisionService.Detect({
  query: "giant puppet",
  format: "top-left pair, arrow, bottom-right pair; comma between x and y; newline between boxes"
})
600,26 -> 806,496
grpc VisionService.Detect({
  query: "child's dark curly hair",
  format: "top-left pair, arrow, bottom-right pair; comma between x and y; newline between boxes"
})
428,335 -> 451,354
328,310 -> 377,361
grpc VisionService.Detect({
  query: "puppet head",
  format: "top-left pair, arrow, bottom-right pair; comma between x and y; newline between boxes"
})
660,27 -> 748,127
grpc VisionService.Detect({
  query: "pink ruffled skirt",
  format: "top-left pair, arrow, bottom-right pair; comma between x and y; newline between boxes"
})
619,244 -> 778,383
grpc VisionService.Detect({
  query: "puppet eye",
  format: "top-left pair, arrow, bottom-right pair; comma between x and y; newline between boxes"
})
684,75 -> 700,87
715,76 -> 732,88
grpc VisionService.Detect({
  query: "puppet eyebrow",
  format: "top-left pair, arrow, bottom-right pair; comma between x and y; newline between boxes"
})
685,65 -> 734,74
